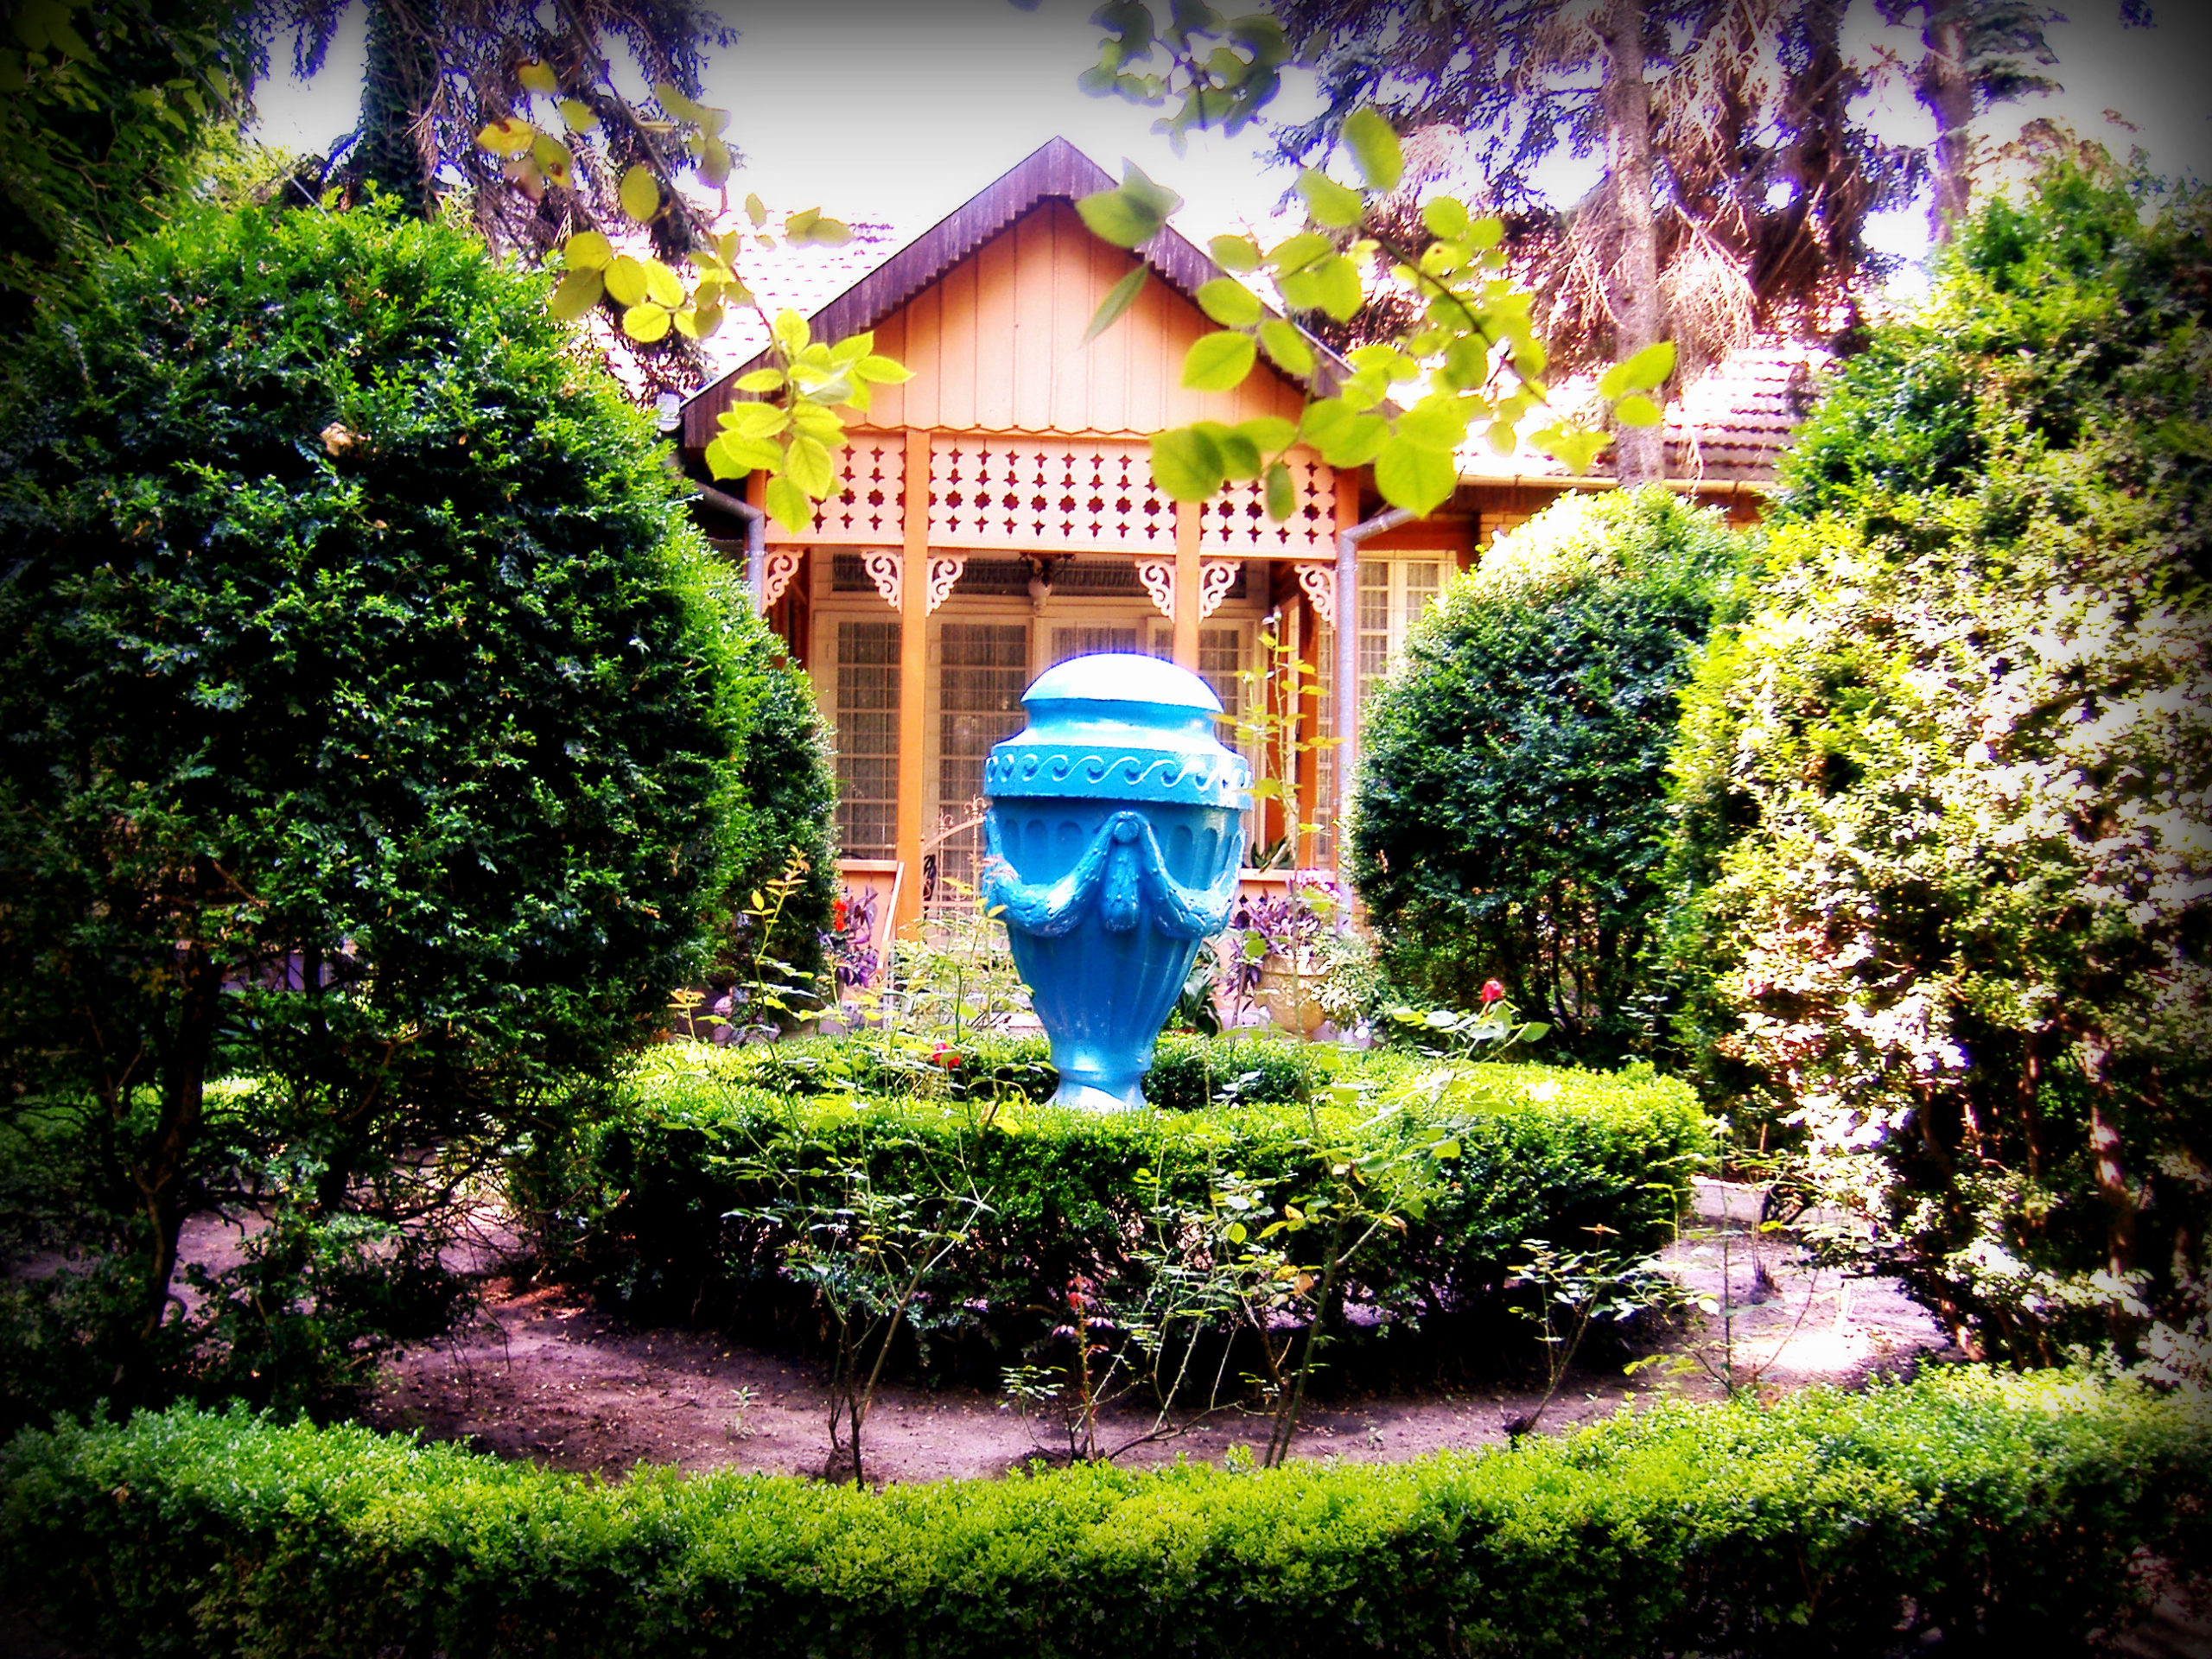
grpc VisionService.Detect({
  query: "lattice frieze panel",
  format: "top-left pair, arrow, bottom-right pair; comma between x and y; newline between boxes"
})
929,439 -> 1175,552
1198,454 -> 1336,557
804,434 -> 905,543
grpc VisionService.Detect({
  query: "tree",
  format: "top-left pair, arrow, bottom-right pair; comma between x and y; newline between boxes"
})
1873,1 -> 2153,243
1666,159 -> 2210,1372
0,0 -> 261,334
1268,0 -> 1920,480
1350,487 -> 1751,1059
0,200 -> 826,1414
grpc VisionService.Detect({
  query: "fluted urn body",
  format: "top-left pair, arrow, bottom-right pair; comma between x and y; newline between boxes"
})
982,654 -> 1249,1110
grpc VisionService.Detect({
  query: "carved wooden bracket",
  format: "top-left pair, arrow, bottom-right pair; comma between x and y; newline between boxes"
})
760,550 -> 802,610
925,554 -> 967,613
1198,558 -> 1240,620
861,549 -> 902,610
1135,559 -> 1176,620
1294,562 -> 1336,627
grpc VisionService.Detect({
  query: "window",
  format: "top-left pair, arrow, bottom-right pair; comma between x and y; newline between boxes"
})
832,620 -> 899,860
1357,556 -> 1444,712
933,621 -> 1029,902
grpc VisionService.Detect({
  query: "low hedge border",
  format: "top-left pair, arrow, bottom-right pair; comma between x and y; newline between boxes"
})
515,1045 -> 1712,1365
3,1370 -> 2203,1656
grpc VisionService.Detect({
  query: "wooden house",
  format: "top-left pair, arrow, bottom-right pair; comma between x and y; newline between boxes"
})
674,139 -> 1806,933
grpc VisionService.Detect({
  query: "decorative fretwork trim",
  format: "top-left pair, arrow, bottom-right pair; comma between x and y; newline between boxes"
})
760,550 -> 802,609
925,554 -> 968,613
1198,455 -> 1337,556
1198,559 -> 1240,620
861,549 -> 902,609
1135,559 -> 1176,620
802,434 -> 905,543
1295,561 -> 1336,626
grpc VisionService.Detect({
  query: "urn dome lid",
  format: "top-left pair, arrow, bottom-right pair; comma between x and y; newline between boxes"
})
1022,652 -> 1222,714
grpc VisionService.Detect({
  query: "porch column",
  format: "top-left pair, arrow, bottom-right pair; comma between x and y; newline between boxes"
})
893,427 -> 932,932
1172,499 -> 1201,671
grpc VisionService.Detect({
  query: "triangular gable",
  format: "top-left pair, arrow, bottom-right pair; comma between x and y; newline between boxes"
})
679,137 -> 1340,448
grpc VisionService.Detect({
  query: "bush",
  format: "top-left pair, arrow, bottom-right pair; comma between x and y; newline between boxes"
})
0,200 -> 832,1422
1351,488 -> 1752,1063
4,1370 -> 2203,1657
514,1041 -> 1708,1376
1665,161 -> 2212,1372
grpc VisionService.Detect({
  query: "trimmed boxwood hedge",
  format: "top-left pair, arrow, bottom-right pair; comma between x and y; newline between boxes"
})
3,1370 -> 2203,1656
514,1043 -> 1710,1367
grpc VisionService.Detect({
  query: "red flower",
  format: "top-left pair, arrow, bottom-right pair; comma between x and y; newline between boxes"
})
1480,979 -> 1505,1007
931,1042 -> 963,1068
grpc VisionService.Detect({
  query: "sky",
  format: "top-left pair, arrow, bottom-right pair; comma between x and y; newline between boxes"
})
252,0 -> 2212,293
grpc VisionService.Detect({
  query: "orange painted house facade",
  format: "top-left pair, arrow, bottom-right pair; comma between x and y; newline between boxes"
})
675,140 -> 1789,932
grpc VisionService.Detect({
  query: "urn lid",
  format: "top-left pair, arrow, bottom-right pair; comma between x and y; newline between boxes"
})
984,652 -> 1251,807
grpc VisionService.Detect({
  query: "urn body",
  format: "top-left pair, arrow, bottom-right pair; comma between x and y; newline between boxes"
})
981,654 -> 1249,1110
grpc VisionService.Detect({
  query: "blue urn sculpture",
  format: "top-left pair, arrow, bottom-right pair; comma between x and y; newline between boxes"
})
982,653 -> 1249,1110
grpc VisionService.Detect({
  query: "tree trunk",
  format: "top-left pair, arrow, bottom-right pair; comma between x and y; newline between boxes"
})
347,0 -> 445,218
1599,0 -> 1666,483
1916,10 -> 1976,244
118,942 -> 226,1404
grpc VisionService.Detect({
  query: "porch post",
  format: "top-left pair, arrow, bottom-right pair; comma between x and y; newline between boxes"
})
1172,499 -> 1201,671
894,427 -> 931,932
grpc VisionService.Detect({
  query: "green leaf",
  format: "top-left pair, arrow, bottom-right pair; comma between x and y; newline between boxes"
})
1258,319 -> 1315,376
641,257 -> 684,308
706,432 -> 784,477
518,60 -> 560,96
1526,423 -> 1611,475
785,434 -> 836,498
1084,265 -> 1148,343
1264,461 -> 1295,521
1373,435 -> 1458,517
1210,233 -> 1262,272
1196,278 -> 1263,327
1599,340 -> 1677,399
1150,425 -> 1226,500
1236,415 -> 1296,452
1614,392 -> 1664,428
622,302 -> 671,343
1421,196 -> 1470,240
772,308 -> 811,355
1268,232 -> 1334,273
556,98 -> 599,133
1076,161 -> 1183,249
1342,108 -> 1403,193
1295,168 -> 1364,229
548,268 -> 602,321
765,476 -> 814,534
1181,330 -> 1257,392
603,256 -> 649,308
734,368 -> 785,393
1397,395 -> 1471,453
476,118 -> 535,157
855,355 -> 913,385
619,163 -> 662,223
564,231 -> 615,270
720,403 -> 789,439
1315,253 -> 1363,322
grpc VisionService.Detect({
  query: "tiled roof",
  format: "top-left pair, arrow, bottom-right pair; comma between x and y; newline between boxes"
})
1663,343 -> 1829,483
695,215 -> 910,379
1453,341 -> 1830,486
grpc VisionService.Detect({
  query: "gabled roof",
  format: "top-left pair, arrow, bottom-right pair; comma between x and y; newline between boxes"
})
680,137 -> 1343,450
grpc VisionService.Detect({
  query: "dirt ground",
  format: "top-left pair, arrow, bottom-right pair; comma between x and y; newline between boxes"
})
356,1179 -> 1960,1484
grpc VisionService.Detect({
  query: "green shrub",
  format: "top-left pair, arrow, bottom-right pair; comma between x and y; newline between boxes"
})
1351,488 -> 1753,1064
514,1042 -> 1708,1376
0,200 -> 833,1422
4,1370 -> 2202,1657
1665,161 -> 2212,1372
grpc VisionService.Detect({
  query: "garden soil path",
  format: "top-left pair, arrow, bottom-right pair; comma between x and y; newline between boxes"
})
359,1180 -> 1959,1484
